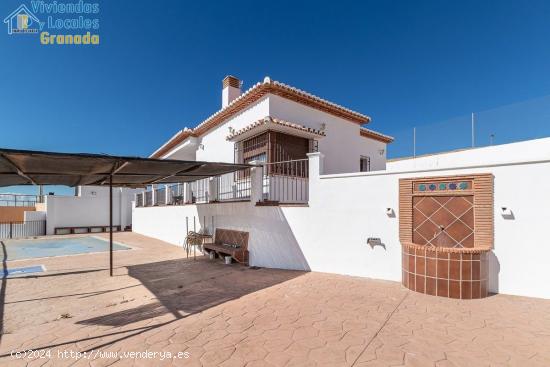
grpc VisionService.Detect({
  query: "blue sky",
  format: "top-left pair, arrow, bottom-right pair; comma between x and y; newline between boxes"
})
1,0 -> 550,194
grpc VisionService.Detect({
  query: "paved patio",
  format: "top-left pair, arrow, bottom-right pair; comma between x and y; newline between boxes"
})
0,232 -> 549,366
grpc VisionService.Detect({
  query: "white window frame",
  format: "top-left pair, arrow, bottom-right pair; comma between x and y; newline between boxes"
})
360,155 -> 371,172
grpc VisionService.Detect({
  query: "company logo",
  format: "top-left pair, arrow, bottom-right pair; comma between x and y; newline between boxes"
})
3,4 -> 44,34
4,1 -> 100,45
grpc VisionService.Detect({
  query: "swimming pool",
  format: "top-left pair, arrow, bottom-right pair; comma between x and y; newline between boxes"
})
2,236 -> 130,261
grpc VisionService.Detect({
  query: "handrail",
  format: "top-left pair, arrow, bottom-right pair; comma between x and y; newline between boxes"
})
262,159 -> 309,203
0,193 -> 42,207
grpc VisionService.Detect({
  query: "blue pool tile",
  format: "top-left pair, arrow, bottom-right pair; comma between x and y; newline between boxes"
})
4,236 -> 130,261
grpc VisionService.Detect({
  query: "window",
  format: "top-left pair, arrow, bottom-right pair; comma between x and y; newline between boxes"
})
237,131 -> 311,164
360,156 -> 371,172
244,153 -> 267,164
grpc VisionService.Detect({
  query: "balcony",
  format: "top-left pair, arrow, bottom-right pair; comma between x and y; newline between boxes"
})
261,159 -> 309,205
135,159 -> 310,207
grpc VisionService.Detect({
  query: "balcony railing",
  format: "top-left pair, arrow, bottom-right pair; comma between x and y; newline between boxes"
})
145,191 -> 153,206
134,160 -> 308,207
155,187 -> 166,206
217,168 -> 251,202
0,194 -> 42,207
262,159 -> 309,204
190,178 -> 209,203
167,183 -> 185,205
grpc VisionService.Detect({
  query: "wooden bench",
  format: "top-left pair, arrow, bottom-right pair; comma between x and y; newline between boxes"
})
203,229 -> 249,265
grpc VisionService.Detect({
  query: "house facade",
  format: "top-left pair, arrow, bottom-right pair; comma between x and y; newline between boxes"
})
151,76 -> 393,174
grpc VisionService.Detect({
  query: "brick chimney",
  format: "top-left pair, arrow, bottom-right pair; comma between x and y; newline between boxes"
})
222,75 -> 241,108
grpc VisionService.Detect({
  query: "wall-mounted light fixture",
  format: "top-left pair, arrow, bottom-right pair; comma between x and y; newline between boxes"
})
378,149 -> 385,155
198,144 -> 205,150
367,237 -> 386,250
501,206 -> 514,219
386,208 -> 395,217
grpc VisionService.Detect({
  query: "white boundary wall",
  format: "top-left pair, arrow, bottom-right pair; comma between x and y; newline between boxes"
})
134,138 -> 550,299
24,211 -> 46,222
45,187 -> 139,235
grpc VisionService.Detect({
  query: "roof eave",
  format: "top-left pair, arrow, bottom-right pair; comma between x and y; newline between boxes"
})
226,118 -> 327,142
360,128 -> 394,144
151,78 -> 371,158
150,129 -> 196,159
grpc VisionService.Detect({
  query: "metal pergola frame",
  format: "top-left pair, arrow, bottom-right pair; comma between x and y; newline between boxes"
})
0,148 -> 253,276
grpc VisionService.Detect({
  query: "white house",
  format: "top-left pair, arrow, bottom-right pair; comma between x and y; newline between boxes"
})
150,75 -> 393,174
133,75 -> 550,301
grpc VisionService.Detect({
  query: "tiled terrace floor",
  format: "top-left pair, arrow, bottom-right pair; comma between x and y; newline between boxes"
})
0,232 -> 549,366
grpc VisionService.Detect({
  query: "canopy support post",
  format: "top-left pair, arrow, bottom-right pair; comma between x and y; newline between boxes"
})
109,175 -> 113,277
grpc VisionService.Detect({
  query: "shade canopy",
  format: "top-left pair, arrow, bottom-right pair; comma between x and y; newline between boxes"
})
0,148 -> 253,188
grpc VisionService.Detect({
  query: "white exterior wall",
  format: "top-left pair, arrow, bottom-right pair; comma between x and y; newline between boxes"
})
163,94 -> 387,174
300,158 -> 550,299
268,94 -> 387,173
161,138 -> 198,161
386,137 -> 550,172
132,203 -> 310,271
194,97 -> 271,163
79,186 -> 108,197
134,138 -> 550,299
24,210 -> 46,222
44,187 -> 140,235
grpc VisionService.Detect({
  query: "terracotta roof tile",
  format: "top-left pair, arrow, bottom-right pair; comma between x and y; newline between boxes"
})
360,127 -> 394,144
151,77 -> 370,158
226,116 -> 326,141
